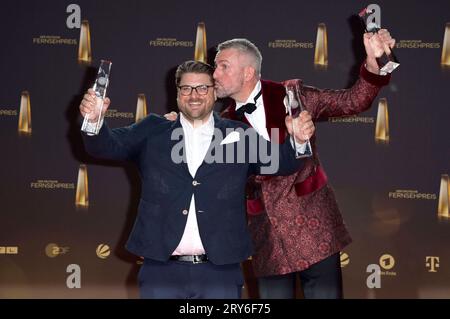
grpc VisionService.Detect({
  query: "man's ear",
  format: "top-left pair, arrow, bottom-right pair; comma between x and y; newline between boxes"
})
244,66 -> 256,82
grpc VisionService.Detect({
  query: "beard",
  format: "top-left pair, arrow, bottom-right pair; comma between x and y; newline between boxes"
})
214,84 -> 229,99
215,73 -> 245,99
215,81 -> 243,99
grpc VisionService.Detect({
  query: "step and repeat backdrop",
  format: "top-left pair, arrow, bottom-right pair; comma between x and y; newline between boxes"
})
1,0 -> 449,298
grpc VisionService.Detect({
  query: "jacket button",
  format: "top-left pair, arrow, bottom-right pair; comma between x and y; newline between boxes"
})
192,180 -> 200,186
182,209 -> 188,215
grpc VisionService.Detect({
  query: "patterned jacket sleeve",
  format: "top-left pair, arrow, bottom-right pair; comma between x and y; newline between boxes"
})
283,63 -> 391,121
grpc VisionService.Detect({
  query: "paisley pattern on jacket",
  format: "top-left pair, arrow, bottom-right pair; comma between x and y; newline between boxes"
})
222,64 -> 390,276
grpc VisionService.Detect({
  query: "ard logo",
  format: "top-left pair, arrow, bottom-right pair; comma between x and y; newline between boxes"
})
378,253 -> 397,276
379,254 -> 395,270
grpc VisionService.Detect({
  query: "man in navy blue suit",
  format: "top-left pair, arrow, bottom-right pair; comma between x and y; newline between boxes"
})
79,60 -> 315,299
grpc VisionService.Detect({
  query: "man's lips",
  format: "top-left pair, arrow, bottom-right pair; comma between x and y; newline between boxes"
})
188,100 -> 202,108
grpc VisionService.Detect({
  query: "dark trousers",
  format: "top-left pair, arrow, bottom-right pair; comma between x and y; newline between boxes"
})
258,253 -> 343,299
138,258 -> 244,299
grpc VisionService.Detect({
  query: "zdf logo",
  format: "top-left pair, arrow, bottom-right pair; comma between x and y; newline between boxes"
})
45,243 -> 69,257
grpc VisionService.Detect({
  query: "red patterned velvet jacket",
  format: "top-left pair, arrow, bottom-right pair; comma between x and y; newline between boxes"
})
221,64 -> 390,277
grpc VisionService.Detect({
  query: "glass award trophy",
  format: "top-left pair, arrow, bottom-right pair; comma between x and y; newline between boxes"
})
81,60 -> 112,135
284,82 -> 312,159
358,7 -> 399,74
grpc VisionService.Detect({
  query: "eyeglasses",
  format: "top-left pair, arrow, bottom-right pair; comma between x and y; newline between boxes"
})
177,84 -> 214,96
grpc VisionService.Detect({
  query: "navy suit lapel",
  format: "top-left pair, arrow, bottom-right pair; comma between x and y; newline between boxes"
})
168,116 -> 191,178
195,112 -> 228,179
169,112 -> 226,179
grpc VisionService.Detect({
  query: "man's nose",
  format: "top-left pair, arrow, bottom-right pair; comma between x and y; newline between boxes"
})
191,88 -> 200,97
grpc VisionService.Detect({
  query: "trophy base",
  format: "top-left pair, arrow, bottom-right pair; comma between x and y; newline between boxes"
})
80,95 -> 105,135
296,153 -> 313,159
380,61 -> 400,74
294,140 -> 313,159
81,118 -> 102,135
377,51 -> 400,74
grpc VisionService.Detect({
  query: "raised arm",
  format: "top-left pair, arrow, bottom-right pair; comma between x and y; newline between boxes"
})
286,28 -> 396,121
79,89 -> 160,161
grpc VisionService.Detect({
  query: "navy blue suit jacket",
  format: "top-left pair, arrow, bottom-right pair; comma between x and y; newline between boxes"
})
82,112 -> 304,265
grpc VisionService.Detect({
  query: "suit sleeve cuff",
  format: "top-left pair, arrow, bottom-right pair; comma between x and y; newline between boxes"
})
290,138 -> 307,154
84,118 -> 105,136
360,62 -> 391,87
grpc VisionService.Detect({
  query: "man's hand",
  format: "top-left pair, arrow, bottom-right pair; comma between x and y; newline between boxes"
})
79,88 -> 111,122
285,111 -> 315,144
364,29 -> 396,74
164,111 -> 178,121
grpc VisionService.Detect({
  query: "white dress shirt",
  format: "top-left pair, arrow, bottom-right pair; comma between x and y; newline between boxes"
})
172,112 -> 215,255
235,81 -> 307,153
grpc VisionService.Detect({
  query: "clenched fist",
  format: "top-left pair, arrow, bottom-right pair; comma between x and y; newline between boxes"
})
79,88 -> 111,123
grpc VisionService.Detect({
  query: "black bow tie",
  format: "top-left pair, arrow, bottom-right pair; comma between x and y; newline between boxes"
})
235,90 -> 262,120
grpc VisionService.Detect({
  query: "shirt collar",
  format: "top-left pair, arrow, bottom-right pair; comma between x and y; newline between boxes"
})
236,81 -> 262,110
180,111 -> 214,135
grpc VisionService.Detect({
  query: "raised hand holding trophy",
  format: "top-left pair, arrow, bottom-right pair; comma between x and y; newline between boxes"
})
359,5 -> 399,74
284,82 -> 312,159
81,60 -> 112,135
